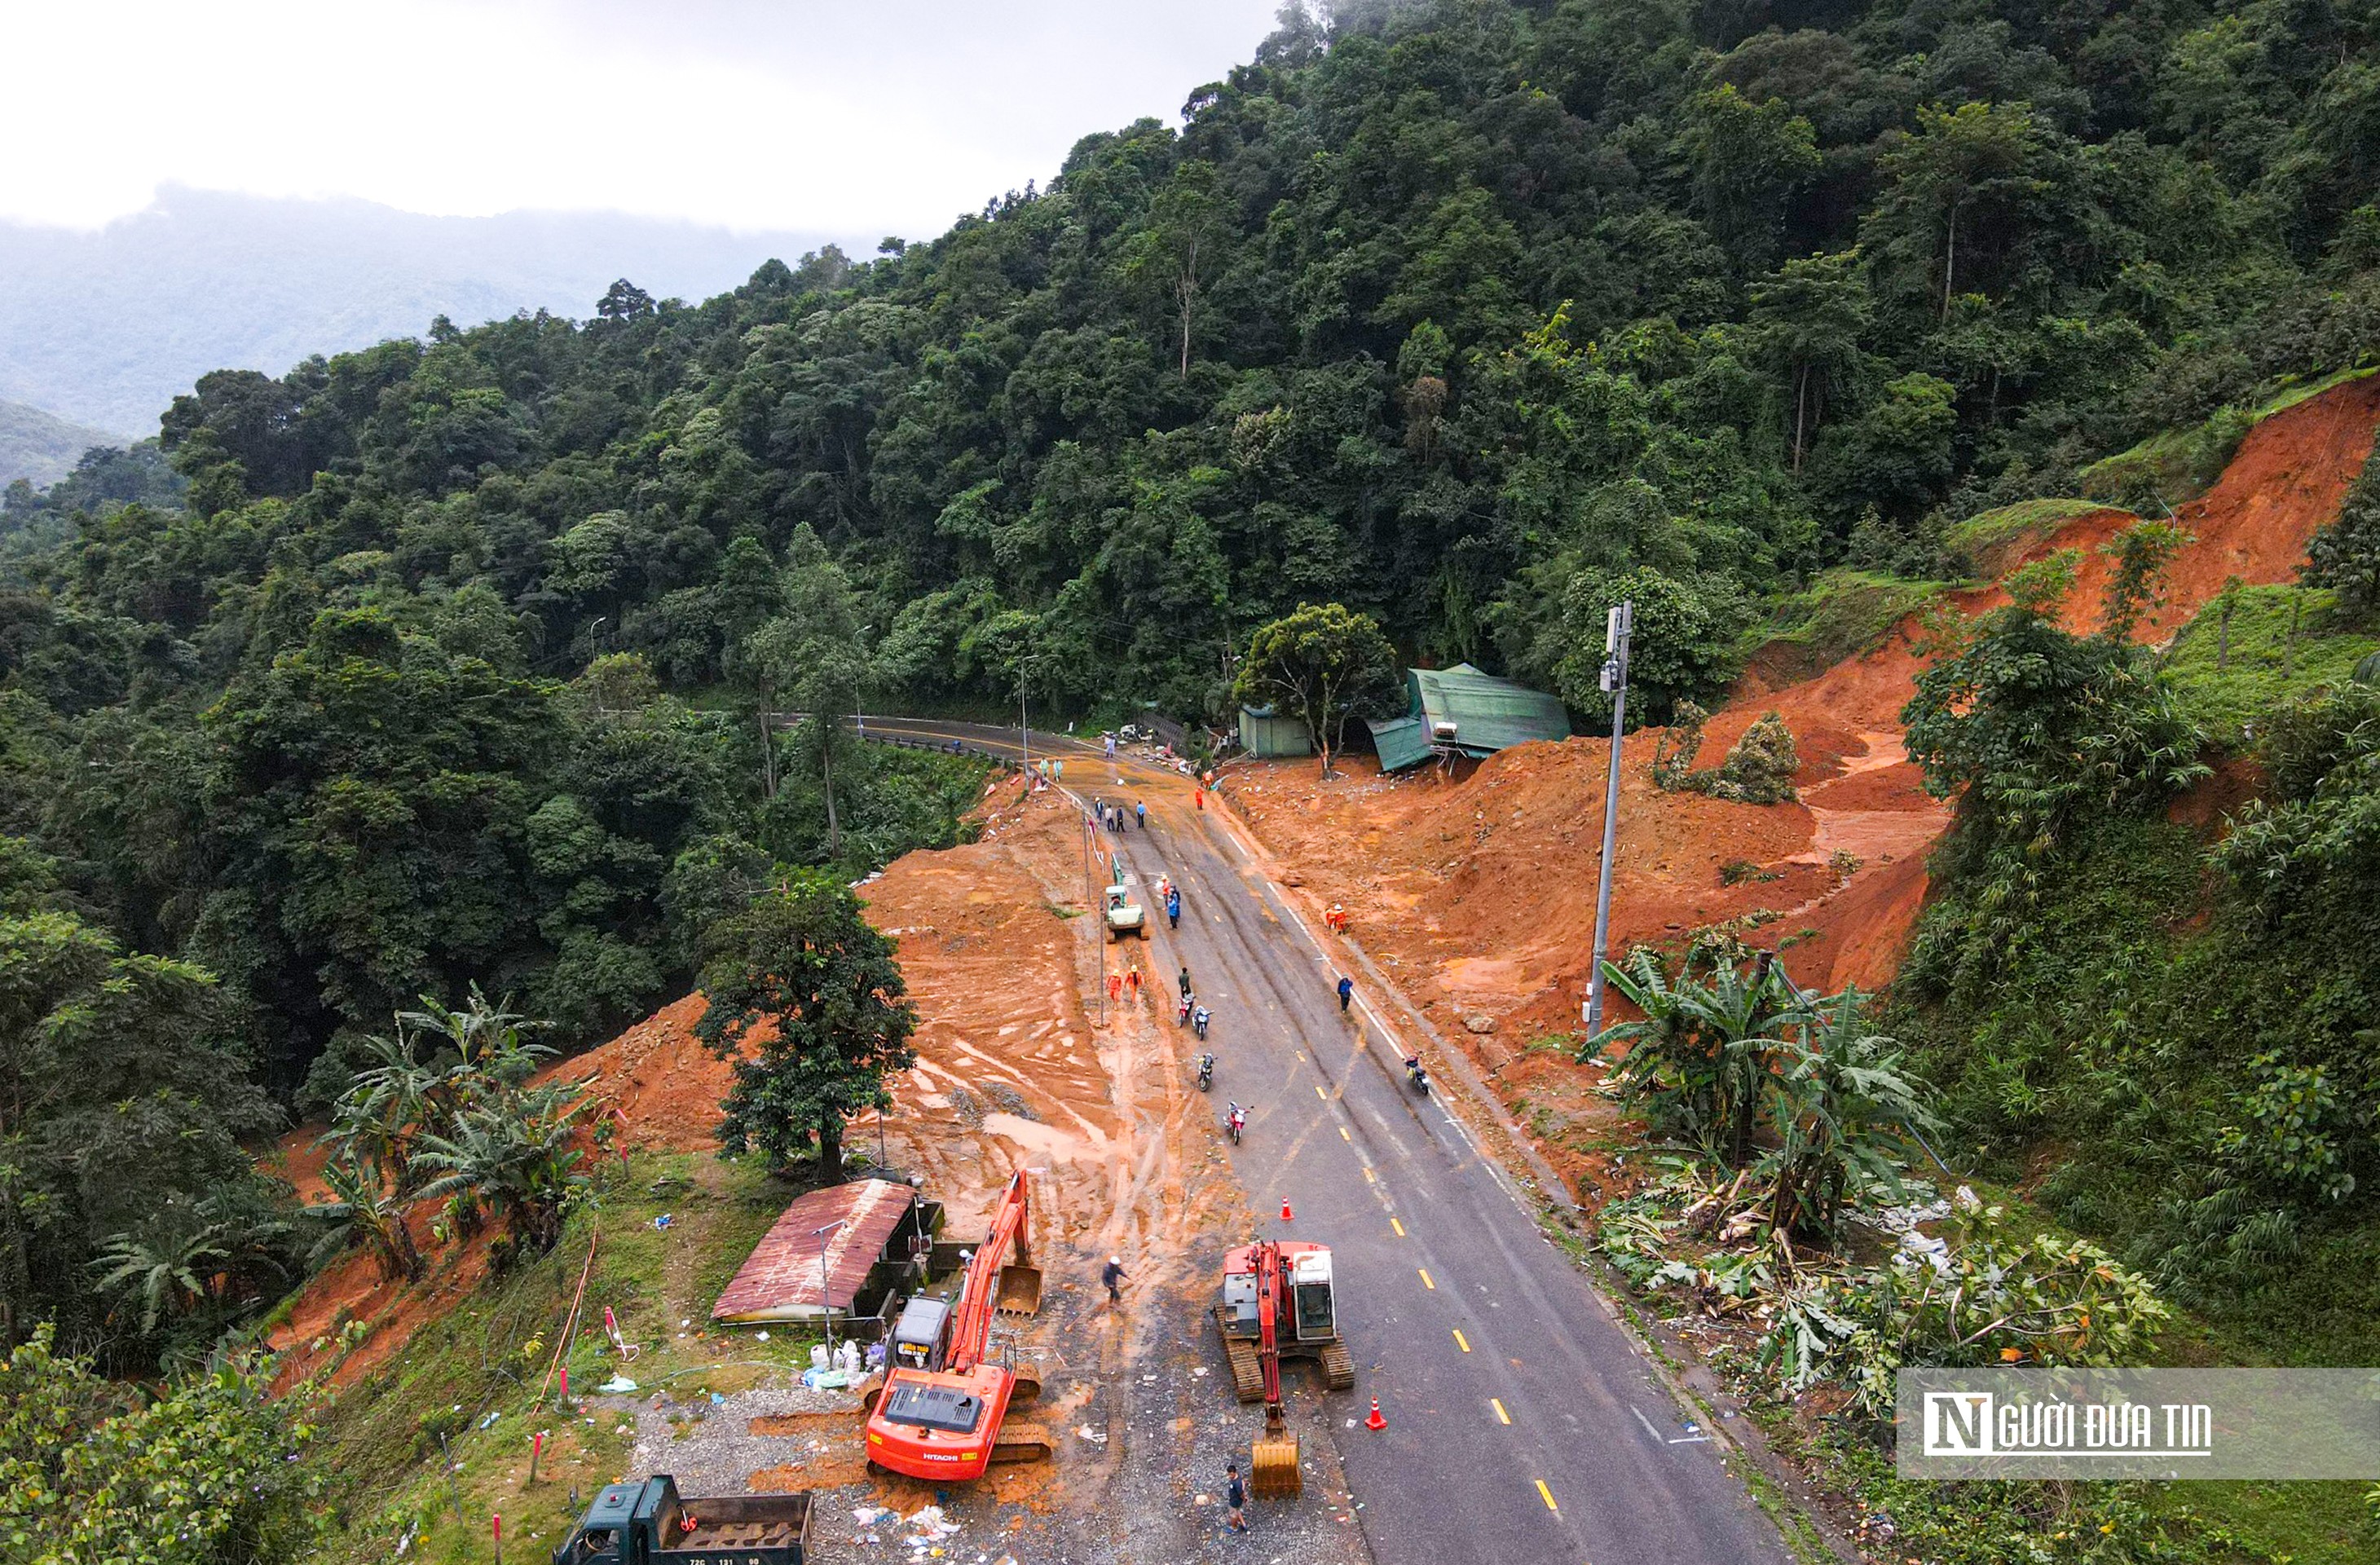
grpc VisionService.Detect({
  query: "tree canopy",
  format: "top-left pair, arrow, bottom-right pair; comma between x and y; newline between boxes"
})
694,875 -> 919,1177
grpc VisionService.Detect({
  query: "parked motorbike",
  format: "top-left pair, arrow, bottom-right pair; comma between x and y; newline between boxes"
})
1226,1101 -> 1245,1144
1197,1052 -> 1215,1092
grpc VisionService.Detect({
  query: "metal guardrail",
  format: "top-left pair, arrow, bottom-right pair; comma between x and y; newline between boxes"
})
858,732 -> 1016,765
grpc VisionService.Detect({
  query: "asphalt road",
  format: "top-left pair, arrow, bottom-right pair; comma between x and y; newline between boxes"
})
862,717 -> 1792,1565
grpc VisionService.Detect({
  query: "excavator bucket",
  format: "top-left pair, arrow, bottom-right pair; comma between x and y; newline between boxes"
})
1250,1428 -> 1302,1497
996,1261 -> 1042,1316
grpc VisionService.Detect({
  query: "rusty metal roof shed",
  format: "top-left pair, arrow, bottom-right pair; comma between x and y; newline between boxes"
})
712,1178 -> 917,1325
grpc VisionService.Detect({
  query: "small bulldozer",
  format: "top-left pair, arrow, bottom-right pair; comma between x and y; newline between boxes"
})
1214,1240 -> 1353,1497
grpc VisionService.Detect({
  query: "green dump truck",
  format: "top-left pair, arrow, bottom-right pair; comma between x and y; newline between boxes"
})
550,1475 -> 813,1565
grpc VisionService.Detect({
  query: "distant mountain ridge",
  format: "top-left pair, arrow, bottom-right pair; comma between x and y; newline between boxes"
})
0,396 -> 117,490
0,186 -> 835,436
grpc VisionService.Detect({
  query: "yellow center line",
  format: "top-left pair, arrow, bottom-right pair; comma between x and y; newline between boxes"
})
1390,1217 -> 1405,1237
1295,1051 -> 1306,1061
1338,1126 -> 1351,1142
1491,1398 -> 1510,1425
1418,1268 -> 1435,1290
1452,1329 -> 1470,1352
1535,1479 -> 1558,1512
1315,1084 -> 1328,1101
1362,1167 -> 1375,1183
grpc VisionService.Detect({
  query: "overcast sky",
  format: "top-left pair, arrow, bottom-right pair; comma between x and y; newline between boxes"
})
4,0 -> 1288,239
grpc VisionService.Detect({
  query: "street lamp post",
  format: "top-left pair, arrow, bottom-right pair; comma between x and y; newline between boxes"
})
813,1219 -> 848,1361
1583,602 -> 1633,1043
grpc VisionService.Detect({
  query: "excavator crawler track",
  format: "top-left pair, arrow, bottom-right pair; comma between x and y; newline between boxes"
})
990,1422 -> 1054,1464
1319,1341 -> 1355,1391
1215,1307 -> 1263,1403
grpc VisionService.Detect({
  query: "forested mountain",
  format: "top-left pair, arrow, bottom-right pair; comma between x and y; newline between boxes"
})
0,398 -> 117,489
0,187 -> 826,434
10,0 -> 2380,1371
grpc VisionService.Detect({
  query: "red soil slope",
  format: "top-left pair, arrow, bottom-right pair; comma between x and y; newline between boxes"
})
1225,376 -> 2380,1185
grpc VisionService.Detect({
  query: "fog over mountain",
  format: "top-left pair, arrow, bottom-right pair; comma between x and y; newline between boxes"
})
0,395 -> 117,489
0,187 -> 834,435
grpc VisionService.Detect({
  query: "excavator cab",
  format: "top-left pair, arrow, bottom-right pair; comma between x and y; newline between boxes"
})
890,1295 -> 953,1371
1289,1250 -> 1336,1342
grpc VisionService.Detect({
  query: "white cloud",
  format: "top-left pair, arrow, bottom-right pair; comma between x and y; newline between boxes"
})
2,0 -> 1285,233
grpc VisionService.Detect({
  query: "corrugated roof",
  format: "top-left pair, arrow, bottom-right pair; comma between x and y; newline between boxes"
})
1366,714 -> 1434,772
1409,663 -> 1570,756
712,1178 -> 915,1324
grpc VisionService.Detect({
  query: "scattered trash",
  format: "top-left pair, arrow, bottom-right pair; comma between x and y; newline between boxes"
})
1075,1424 -> 1108,1444
652,1214 -> 673,1230
1191,1366 -> 1208,1377
594,1376 -> 637,1395
1897,1230 -> 1952,1276
755,1330 -> 769,1342
476,1410 -> 501,1430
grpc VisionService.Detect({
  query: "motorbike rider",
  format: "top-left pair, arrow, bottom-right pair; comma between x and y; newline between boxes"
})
1404,1055 -> 1430,1094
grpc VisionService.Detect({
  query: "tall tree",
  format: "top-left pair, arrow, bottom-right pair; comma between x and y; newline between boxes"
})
745,525 -> 868,853
1749,250 -> 1873,472
694,875 -> 917,1178
1232,603 -> 1402,776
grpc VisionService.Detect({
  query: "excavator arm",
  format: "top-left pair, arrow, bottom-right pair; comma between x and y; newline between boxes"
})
948,1170 -> 1034,1372
1249,1241 -> 1302,1497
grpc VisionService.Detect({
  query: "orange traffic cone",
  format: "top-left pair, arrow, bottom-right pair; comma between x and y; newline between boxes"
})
1365,1398 -> 1386,1431
1280,1198 -> 1294,1221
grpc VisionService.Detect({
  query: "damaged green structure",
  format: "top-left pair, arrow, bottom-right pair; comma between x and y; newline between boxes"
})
1365,663 -> 1571,772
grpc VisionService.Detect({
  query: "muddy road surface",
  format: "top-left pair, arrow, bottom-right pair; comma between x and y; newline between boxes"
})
862,720 -> 1793,1565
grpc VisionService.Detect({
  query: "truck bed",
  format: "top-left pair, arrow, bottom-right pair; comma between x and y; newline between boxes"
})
662,1492 -> 813,1559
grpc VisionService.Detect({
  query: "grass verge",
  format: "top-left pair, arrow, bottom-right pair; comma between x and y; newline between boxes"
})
302,1148 -> 834,1563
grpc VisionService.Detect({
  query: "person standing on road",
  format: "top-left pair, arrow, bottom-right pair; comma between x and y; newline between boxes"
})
1126,967 -> 1142,1004
1223,1463 -> 1248,1532
1166,888 -> 1181,929
1338,975 -> 1354,1012
1179,965 -> 1192,1001
1135,800 -> 1147,829
1101,1254 -> 1127,1306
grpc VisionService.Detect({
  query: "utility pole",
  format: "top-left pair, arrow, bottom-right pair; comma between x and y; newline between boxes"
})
813,1219 -> 848,1362
1016,654 -> 1042,778
1582,602 -> 1633,1043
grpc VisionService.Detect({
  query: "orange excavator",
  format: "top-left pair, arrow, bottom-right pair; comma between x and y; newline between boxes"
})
863,1170 -> 1051,1479
1217,1240 -> 1349,1497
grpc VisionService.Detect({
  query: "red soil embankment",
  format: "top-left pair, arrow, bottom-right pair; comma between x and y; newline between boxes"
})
1223,376 -> 2380,1197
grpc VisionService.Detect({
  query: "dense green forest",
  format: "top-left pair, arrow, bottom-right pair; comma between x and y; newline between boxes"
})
10,0 -> 2380,1399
